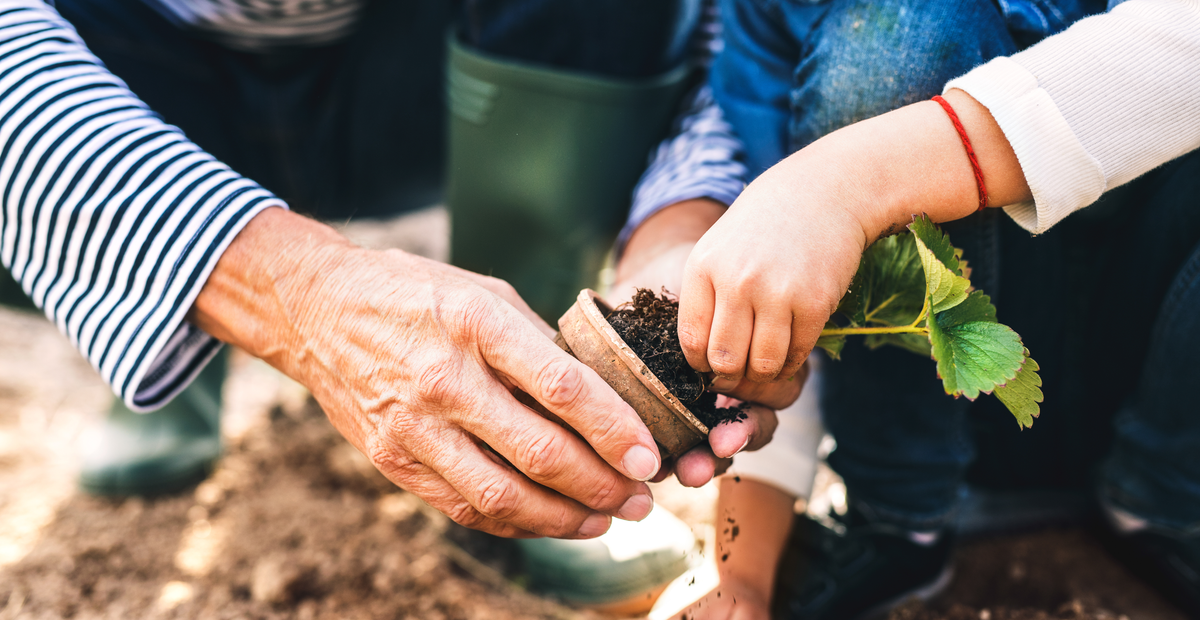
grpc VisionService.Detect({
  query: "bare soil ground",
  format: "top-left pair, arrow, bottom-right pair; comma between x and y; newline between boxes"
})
0,208 -> 1188,620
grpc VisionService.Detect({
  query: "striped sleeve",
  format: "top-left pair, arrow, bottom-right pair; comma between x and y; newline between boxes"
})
0,1 -> 286,411
617,84 -> 748,254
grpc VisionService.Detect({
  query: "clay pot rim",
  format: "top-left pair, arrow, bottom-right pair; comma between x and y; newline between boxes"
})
576,289 -> 709,437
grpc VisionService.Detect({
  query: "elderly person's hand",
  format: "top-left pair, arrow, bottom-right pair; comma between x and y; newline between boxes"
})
190,207 -> 662,538
614,199 -> 800,488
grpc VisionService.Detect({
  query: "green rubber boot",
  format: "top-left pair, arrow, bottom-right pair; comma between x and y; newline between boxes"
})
78,350 -> 226,497
519,506 -> 697,612
446,36 -> 691,320
0,268 -> 34,311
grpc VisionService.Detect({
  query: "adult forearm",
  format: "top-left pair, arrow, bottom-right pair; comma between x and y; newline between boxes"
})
189,208 -> 360,418
617,198 -> 727,283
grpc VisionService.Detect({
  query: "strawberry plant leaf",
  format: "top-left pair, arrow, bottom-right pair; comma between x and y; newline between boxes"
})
819,217 -> 1042,427
994,353 -> 1043,429
909,214 -> 964,275
938,289 -> 997,325
854,233 -> 926,327
837,270 -> 867,327
815,321 -> 846,359
865,332 -> 932,356
928,292 -> 1024,400
910,215 -> 970,314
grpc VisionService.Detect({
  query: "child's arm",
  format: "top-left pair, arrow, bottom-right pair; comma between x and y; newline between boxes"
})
675,89 -> 1027,385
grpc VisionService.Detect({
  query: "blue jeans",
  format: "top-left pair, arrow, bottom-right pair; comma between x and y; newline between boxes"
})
716,0 -> 1200,532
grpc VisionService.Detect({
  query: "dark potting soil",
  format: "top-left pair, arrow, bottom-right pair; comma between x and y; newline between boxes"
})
606,288 -> 747,429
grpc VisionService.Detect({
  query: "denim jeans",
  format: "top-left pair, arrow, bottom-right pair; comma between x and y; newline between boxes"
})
715,0 -> 1200,533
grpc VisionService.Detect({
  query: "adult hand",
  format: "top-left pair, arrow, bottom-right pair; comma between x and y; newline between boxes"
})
615,199 -> 799,487
192,207 -> 663,538
678,89 -> 1031,382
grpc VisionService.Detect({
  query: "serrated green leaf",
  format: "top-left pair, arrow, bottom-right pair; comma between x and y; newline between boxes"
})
909,215 -> 963,275
865,332 -> 932,357
938,290 -> 997,325
910,215 -> 971,313
994,353 -> 1043,429
928,306 -> 1025,401
856,233 -> 926,327
837,269 -> 866,327
815,321 -> 846,359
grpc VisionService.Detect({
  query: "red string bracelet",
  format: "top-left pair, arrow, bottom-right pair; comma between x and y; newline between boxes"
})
931,95 -> 988,212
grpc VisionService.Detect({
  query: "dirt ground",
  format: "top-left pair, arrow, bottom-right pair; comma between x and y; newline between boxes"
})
0,208 -> 1189,620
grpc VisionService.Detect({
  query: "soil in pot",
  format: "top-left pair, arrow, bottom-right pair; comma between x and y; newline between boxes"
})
606,288 -> 747,430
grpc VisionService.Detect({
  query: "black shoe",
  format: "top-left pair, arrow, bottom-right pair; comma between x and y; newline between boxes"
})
772,508 -> 954,620
1099,521 -> 1200,616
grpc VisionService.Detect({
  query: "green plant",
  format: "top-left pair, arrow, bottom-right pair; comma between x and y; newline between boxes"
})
814,215 -> 1042,428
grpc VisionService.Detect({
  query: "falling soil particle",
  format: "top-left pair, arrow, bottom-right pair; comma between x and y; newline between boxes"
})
606,288 -> 747,429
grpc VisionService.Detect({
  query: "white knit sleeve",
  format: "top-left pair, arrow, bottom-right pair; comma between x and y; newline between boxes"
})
0,2 -> 286,411
946,0 -> 1200,233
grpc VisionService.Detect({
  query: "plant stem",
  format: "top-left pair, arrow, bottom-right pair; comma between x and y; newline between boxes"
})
819,325 -> 929,337
909,291 -> 932,328
863,293 -> 900,323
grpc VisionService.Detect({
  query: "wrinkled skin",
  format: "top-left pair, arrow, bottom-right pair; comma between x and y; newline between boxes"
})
194,208 -> 663,538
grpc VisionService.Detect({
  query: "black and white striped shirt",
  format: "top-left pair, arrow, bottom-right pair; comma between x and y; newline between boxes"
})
0,0 -> 745,411
620,0 -> 748,252
0,1 -> 283,410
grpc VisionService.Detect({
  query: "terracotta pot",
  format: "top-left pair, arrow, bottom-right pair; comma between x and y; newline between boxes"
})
554,289 -> 708,459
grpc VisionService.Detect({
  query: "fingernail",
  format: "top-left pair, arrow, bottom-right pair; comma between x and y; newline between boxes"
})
715,435 -> 750,459
622,445 -> 660,481
711,376 -> 738,392
616,494 -> 654,522
577,513 -> 611,538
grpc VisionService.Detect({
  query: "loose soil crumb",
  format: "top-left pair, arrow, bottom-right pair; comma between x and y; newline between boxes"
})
606,289 -> 747,429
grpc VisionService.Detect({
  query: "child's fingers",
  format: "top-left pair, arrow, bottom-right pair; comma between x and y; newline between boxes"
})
706,288 -> 754,382
746,306 -> 793,382
711,374 -> 801,410
781,303 -> 825,379
679,263 -> 717,373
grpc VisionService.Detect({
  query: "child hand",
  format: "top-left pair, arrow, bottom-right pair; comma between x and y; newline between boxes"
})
677,157 -> 870,385
676,91 -> 1028,384
614,199 -> 802,488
